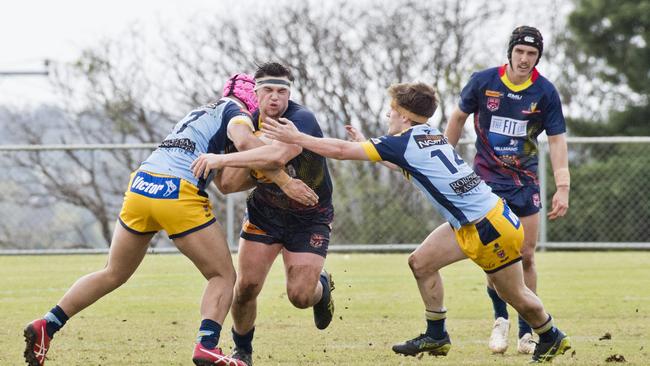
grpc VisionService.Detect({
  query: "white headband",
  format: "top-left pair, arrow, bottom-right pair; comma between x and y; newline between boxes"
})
254,76 -> 292,91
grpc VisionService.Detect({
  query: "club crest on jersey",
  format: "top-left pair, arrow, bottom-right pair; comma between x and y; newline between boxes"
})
486,97 -> 500,112
130,171 -> 180,199
532,193 -> 541,208
522,102 -> 541,115
309,233 -> 328,248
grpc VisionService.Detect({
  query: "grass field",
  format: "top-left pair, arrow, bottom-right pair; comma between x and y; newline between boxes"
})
1,252 -> 649,365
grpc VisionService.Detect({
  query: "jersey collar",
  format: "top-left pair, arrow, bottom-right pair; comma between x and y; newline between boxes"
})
498,64 -> 539,92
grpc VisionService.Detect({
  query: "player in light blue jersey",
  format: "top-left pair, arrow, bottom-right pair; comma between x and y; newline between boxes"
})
23,74 -> 317,366
445,26 -> 570,354
259,82 -> 570,363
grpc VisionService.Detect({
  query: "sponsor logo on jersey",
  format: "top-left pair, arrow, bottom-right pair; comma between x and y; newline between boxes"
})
414,134 -> 447,149
158,138 -> 196,154
130,171 -> 180,199
449,172 -> 482,195
486,97 -> 500,112
489,115 -> 528,137
507,92 -> 522,100
370,137 -> 383,145
485,90 -> 502,97
494,138 -> 520,153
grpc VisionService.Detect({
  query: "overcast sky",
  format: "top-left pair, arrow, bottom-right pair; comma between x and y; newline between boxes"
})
0,0 -> 220,106
0,0 -> 566,108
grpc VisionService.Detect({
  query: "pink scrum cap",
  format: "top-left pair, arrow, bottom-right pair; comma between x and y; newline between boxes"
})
222,73 -> 258,112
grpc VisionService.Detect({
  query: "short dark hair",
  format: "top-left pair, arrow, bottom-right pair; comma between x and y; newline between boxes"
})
254,62 -> 295,81
388,82 -> 438,119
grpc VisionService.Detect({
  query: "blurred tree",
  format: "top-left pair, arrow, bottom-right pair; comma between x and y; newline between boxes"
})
546,0 -> 650,242
2,0 -> 508,247
562,0 -> 649,135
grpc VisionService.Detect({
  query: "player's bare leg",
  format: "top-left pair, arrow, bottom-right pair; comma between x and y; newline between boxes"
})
176,221 -> 245,366
487,212 -> 540,354
25,223 -> 152,366
488,262 -> 571,363
230,238 -> 282,365
517,213 -> 540,353
392,223 -> 466,357
281,249 -> 333,329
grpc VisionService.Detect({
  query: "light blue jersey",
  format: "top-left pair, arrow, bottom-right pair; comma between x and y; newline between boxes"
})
140,97 -> 253,191
361,124 -> 499,229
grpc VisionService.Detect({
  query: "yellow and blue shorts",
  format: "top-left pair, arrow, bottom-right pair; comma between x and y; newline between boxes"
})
454,199 -> 524,273
118,171 -> 216,239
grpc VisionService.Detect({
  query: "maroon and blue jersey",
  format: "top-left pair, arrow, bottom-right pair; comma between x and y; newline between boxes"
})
458,65 -> 565,186
250,100 -> 334,224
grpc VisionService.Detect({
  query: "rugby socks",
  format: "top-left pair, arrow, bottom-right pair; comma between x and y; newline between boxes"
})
533,315 -> 558,343
232,327 -> 255,353
425,309 -> 447,339
44,305 -> 69,338
197,319 -> 222,349
518,315 -> 533,338
487,286 -> 509,319
315,273 -> 331,307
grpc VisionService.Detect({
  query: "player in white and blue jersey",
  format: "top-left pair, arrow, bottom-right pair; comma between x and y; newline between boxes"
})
259,82 -> 570,363
445,26 -> 570,354
23,74 -> 318,366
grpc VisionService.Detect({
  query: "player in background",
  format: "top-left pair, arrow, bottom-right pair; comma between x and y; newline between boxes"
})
192,62 -> 335,366
23,73 -> 317,366
257,81 -> 570,363
444,26 -> 570,354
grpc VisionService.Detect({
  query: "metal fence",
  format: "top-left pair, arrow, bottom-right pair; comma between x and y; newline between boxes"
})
1,137 -> 649,253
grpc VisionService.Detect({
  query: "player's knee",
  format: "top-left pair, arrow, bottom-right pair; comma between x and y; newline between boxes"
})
287,289 -> 311,309
234,279 -> 262,304
408,253 -> 436,278
202,266 -> 237,287
102,268 -> 130,289
520,247 -> 536,270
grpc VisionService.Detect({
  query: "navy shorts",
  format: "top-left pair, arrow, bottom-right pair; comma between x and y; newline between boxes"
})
487,182 -> 541,217
240,198 -> 333,258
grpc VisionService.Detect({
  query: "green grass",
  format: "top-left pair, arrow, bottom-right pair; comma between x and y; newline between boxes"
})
1,252 -> 649,365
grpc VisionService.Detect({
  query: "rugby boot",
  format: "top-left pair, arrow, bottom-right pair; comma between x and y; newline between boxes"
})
24,319 -> 51,366
231,346 -> 253,366
192,343 -> 247,366
313,270 -> 335,330
489,317 -> 510,354
530,329 -> 571,363
392,332 -> 451,357
518,333 -> 536,354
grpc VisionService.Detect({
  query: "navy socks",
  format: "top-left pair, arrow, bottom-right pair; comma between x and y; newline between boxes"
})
198,319 -> 222,349
232,327 -> 255,353
44,305 -> 69,338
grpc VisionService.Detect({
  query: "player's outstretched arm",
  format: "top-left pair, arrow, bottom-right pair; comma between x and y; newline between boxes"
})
191,145 -> 288,178
345,125 -> 398,170
229,123 -> 317,205
262,117 -> 370,161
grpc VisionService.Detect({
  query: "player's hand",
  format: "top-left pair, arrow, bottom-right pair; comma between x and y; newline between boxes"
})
345,125 -> 366,142
191,153 -> 225,180
281,178 -> 319,206
547,186 -> 569,220
261,117 -> 300,143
